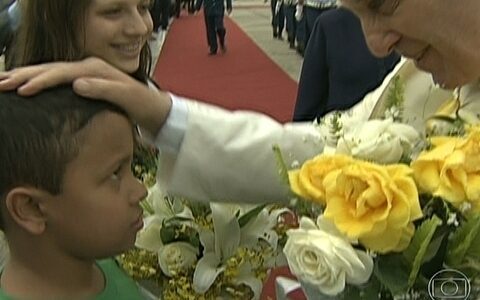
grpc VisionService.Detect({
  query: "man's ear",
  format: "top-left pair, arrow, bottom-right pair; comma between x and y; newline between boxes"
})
4,187 -> 50,235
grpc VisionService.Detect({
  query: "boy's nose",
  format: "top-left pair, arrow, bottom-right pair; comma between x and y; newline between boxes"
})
130,179 -> 148,204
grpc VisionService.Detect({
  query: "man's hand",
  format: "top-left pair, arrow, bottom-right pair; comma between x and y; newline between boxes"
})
0,57 -> 172,136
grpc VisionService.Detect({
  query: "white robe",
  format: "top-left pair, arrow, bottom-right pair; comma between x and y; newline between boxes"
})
157,59 -> 477,204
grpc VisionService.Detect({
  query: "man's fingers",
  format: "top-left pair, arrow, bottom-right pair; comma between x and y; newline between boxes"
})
0,58 -> 121,96
0,66 -> 49,92
73,77 -> 134,108
16,60 -> 112,96
0,71 -> 10,81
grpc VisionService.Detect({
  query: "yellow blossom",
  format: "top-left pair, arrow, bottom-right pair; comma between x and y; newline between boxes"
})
288,154 -> 354,204
412,126 -> 480,212
322,159 -> 422,253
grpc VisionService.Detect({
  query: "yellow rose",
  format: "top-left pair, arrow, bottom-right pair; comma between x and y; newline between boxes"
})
412,127 -> 480,212
323,160 -> 422,253
288,155 -> 354,204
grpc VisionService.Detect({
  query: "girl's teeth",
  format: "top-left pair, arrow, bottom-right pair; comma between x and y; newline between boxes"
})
118,44 -> 140,52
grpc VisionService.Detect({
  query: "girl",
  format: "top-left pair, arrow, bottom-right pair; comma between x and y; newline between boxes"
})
2,0 -> 323,204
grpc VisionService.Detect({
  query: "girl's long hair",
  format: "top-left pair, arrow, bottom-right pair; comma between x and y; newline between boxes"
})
9,0 -> 151,82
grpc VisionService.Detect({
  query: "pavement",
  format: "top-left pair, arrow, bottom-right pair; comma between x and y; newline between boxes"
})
230,0 -> 304,81
150,0 -> 304,81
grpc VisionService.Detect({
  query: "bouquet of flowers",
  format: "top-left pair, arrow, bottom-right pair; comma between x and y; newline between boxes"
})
119,181 -> 290,300
279,78 -> 480,299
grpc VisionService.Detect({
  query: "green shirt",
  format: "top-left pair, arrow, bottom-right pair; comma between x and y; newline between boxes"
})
0,259 -> 145,300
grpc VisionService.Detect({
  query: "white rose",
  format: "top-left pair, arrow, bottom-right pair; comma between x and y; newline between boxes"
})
336,119 -> 419,164
283,217 -> 373,296
158,242 -> 199,277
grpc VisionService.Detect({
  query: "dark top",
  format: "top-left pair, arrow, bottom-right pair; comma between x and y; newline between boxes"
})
293,8 -> 400,121
195,0 -> 232,16
0,1 -> 14,55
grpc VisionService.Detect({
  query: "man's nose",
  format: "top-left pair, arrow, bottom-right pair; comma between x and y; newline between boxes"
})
362,20 -> 401,57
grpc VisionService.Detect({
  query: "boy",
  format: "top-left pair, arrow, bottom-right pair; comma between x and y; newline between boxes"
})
0,86 -> 147,299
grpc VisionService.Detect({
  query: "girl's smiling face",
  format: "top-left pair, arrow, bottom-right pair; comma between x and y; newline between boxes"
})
83,0 -> 153,73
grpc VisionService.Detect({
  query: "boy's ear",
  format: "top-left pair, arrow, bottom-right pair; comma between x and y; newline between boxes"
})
4,187 -> 49,235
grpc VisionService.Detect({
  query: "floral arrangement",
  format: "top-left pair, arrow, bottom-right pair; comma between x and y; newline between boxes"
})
280,77 -> 480,299
119,181 -> 290,299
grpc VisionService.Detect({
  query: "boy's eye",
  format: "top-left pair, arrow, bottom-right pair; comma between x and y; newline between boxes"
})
111,165 -> 123,181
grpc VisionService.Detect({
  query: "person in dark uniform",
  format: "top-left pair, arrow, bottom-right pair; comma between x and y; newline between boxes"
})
293,8 -> 400,121
185,0 -> 195,14
284,0 -> 297,48
302,0 -> 335,47
270,0 -> 285,39
195,0 -> 232,55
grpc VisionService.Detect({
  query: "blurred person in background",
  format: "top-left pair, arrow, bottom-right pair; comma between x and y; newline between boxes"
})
294,7 -> 400,121
270,0 -> 285,39
195,0 -> 232,55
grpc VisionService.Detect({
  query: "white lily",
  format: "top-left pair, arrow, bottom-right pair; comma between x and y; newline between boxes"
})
193,203 -> 284,299
135,183 -> 194,251
240,207 -> 291,250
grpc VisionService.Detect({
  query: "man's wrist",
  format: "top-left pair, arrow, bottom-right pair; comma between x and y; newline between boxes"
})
154,93 -> 188,153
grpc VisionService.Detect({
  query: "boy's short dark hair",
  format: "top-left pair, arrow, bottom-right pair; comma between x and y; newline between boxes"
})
0,86 -> 126,227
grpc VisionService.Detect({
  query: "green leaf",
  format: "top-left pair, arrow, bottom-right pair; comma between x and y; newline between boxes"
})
272,144 -> 290,186
189,234 -> 201,249
160,221 -> 176,244
421,233 -> 446,263
447,213 -> 480,267
340,278 -> 383,299
385,75 -> 405,120
164,216 -> 194,224
238,204 -> 267,228
374,254 -> 410,296
402,215 -> 443,288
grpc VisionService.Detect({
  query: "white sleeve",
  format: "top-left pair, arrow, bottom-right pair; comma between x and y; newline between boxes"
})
155,98 -> 324,204
154,94 -> 188,153
136,92 -> 188,152
150,61 -> 406,205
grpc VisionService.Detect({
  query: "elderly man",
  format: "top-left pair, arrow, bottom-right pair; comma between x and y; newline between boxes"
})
0,0 -> 480,204
339,0 -> 479,90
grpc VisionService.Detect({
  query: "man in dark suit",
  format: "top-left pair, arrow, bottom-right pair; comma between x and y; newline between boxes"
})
293,7 -> 400,121
302,0 -> 335,46
196,0 -> 232,55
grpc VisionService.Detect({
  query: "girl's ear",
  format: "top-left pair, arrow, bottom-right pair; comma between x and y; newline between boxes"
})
4,187 -> 50,235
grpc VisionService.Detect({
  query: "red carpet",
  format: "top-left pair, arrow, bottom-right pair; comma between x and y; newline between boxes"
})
153,12 -> 298,123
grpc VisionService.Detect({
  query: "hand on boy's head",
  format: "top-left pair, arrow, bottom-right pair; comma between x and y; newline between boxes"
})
0,57 -> 173,137
0,58 -> 113,96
